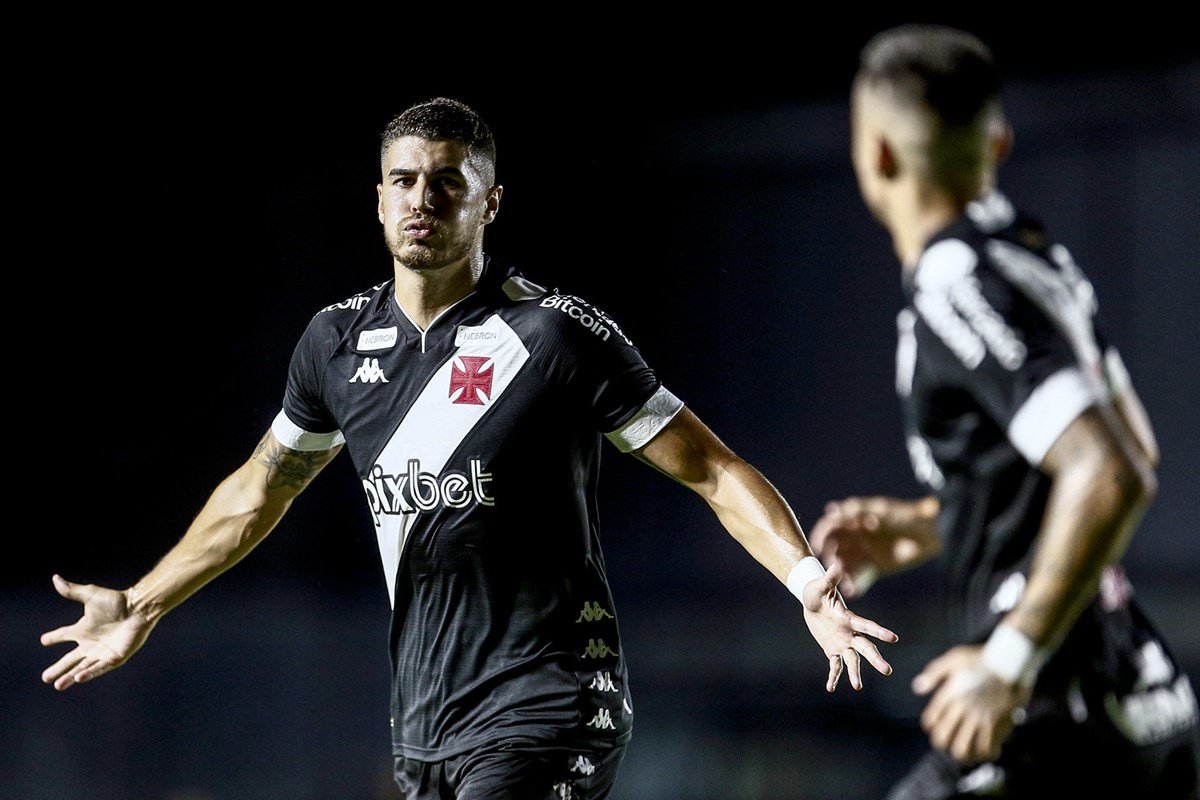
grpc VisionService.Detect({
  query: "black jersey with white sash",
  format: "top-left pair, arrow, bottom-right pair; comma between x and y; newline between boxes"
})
897,192 -> 1196,745
273,256 -> 682,759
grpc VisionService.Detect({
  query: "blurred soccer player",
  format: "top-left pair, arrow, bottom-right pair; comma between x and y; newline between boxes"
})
810,25 -> 1200,799
40,98 -> 896,799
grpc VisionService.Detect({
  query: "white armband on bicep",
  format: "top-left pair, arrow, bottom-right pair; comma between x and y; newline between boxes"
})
604,385 -> 684,453
271,410 -> 345,451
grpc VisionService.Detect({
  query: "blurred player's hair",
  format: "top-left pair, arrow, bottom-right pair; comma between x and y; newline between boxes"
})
857,25 -> 1004,198
380,97 -> 497,184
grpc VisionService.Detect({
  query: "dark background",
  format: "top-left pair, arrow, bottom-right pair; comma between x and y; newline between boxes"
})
7,19 -> 1199,800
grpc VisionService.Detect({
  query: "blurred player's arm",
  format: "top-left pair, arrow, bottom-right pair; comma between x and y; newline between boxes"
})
996,401 -> 1155,662
40,429 -> 341,691
1105,347 -> 1159,466
631,405 -> 897,690
810,494 -> 942,597
916,403 -> 1155,762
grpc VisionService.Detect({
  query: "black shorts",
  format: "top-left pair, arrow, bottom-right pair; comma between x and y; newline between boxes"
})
886,710 -> 1199,799
393,738 -> 626,800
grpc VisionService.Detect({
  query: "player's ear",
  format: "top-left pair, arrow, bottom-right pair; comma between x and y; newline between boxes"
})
991,117 -> 1014,166
878,137 -> 900,181
377,183 -> 385,224
482,184 -> 503,226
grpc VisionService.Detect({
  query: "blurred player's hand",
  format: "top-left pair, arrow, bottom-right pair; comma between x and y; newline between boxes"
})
913,645 -> 1032,764
801,562 -> 898,692
810,496 -> 941,597
40,575 -> 156,690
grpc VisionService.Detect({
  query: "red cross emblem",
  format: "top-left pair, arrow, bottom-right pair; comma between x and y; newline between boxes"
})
449,356 -> 494,405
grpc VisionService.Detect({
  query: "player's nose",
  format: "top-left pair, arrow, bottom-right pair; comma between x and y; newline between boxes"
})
408,178 -> 436,213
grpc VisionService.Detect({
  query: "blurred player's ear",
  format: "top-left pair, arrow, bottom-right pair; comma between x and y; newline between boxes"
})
991,117 -> 1014,166
878,138 -> 900,181
377,183 -> 386,224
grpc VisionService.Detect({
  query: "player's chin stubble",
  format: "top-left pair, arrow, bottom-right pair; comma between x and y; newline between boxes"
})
385,228 -> 471,272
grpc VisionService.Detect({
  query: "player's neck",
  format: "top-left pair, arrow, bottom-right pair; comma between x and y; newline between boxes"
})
393,251 -> 484,331
892,184 -> 969,272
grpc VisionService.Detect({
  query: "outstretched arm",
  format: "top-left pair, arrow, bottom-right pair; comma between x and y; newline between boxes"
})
40,429 -> 341,690
631,406 -> 898,691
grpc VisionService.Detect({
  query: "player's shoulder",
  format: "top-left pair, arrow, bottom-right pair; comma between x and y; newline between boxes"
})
519,288 -> 637,348
313,280 -> 392,319
915,213 -> 1058,300
300,280 -> 394,347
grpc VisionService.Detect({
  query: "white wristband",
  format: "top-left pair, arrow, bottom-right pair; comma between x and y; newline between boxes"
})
981,623 -> 1047,686
786,556 -> 826,602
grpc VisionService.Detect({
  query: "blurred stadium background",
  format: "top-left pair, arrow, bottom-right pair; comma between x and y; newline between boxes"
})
6,19 -> 1197,800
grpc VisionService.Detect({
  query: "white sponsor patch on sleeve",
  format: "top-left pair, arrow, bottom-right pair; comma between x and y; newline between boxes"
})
605,385 -> 684,453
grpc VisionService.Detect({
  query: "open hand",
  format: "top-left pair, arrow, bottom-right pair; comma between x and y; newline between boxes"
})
801,562 -> 898,691
40,575 -> 155,690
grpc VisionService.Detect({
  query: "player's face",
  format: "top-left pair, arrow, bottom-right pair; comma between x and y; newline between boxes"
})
377,136 -> 500,271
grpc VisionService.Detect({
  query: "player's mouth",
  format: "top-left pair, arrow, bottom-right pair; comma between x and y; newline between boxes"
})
404,219 -> 437,241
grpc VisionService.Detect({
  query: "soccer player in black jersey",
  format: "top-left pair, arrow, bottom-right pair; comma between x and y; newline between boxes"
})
39,98 -> 897,799
810,25 -> 1200,799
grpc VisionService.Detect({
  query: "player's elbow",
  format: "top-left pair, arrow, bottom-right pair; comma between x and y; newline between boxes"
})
1102,446 -> 1157,516
1131,461 -> 1157,508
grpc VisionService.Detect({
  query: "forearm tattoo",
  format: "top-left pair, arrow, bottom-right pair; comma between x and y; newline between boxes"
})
252,433 -> 339,490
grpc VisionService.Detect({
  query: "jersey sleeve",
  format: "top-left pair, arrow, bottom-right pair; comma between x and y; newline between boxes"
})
543,294 -> 683,452
912,238 -> 1108,465
271,316 -> 345,451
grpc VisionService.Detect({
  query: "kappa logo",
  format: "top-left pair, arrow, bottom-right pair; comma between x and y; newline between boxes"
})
587,708 -> 616,730
580,638 -> 618,659
589,671 -> 619,693
350,357 -> 388,384
576,601 -> 614,623
449,356 -> 494,405
569,755 -> 596,776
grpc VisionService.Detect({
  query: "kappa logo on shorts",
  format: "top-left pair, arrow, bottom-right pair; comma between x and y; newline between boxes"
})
575,601 -> 614,623
569,755 -> 596,776
449,356 -> 494,405
586,708 -> 616,730
589,671 -> 619,693
580,638 -> 618,659
349,357 -> 388,384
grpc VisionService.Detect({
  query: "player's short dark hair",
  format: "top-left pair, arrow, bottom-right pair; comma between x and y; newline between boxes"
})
380,97 -> 497,183
857,24 -> 1000,128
